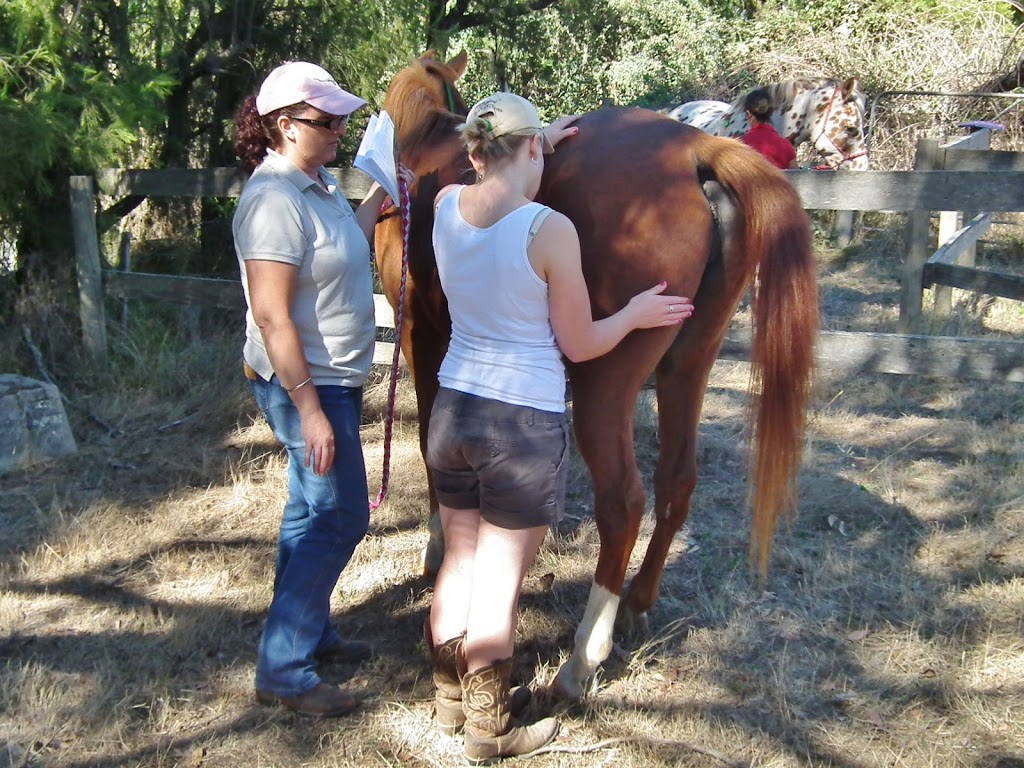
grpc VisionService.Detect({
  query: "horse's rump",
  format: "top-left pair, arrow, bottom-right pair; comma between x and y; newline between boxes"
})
539,106 -> 808,321
538,108 -> 719,308
666,100 -> 730,131
538,107 -> 816,574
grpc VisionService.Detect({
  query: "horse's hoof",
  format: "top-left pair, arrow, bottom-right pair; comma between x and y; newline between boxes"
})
550,661 -> 586,702
614,605 -> 649,638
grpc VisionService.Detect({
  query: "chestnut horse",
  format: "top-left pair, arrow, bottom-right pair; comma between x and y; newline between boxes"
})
375,52 -> 818,700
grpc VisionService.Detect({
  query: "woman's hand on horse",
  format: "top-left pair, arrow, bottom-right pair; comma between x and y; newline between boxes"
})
543,115 -> 582,149
627,281 -> 694,328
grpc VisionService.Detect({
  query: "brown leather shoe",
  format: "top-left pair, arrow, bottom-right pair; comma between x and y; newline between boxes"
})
315,638 -> 374,664
256,682 -> 357,717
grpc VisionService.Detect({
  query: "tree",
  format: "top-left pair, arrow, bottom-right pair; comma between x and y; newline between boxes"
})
447,0 -> 736,114
426,0 -> 568,50
0,0 -> 403,281
0,1 -> 173,280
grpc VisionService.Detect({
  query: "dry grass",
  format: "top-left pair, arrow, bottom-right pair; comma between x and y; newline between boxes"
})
731,2 -> 1024,171
3,224 -> 1024,768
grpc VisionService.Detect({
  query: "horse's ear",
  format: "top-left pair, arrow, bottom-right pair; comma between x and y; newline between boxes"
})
422,50 -> 437,61
841,77 -> 861,101
447,51 -> 468,80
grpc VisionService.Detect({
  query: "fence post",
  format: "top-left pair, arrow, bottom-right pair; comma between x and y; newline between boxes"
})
119,230 -> 132,329
934,128 -> 990,315
899,138 -> 940,333
70,175 -> 108,367
833,210 -> 854,247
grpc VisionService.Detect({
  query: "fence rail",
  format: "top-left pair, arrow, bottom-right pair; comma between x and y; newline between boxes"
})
71,158 -> 1024,382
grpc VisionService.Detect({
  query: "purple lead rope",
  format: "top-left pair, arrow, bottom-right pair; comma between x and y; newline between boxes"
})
370,174 -> 410,510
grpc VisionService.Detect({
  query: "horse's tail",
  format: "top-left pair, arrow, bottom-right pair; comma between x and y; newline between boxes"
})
691,134 -> 819,582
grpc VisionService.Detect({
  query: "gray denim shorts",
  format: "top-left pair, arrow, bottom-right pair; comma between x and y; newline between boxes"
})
426,387 -> 568,530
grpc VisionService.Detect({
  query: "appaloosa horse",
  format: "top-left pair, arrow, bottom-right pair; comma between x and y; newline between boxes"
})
375,52 -> 819,700
669,78 -> 870,170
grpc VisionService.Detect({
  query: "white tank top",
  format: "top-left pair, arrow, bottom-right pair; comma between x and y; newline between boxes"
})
432,186 -> 566,412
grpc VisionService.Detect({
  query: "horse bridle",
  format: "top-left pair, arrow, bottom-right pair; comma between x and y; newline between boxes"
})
811,84 -> 869,170
443,79 -> 458,113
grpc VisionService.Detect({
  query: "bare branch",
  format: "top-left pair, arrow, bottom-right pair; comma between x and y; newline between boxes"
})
978,49 -> 1024,93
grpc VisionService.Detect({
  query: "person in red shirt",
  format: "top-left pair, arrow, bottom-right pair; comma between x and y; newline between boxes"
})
740,87 -> 798,170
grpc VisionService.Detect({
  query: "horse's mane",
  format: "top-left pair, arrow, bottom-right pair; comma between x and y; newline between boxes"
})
768,77 -> 863,107
724,78 -> 862,112
385,58 -> 467,154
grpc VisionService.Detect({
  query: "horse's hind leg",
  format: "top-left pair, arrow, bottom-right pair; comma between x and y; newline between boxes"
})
619,183 -> 744,625
551,356 -> 653,701
619,355 -> 712,628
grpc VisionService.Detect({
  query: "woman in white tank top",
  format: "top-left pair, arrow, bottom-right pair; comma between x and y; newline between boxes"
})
423,92 -> 694,763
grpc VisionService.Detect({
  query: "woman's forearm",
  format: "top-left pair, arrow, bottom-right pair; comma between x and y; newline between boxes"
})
354,183 -> 388,243
258,318 -> 322,414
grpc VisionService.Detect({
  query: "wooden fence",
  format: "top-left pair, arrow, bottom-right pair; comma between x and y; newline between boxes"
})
71,159 -> 1024,383
908,129 -> 1024,323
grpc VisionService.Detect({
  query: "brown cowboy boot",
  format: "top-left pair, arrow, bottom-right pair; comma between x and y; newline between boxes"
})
461,660 -> 558,764
425,621 -> 531,735
427,631 -> 468,735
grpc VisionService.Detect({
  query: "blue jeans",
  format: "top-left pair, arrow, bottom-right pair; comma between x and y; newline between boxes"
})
249,376 -> 370,697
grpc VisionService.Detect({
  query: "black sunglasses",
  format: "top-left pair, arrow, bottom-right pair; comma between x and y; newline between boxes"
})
291,114 -> 350,131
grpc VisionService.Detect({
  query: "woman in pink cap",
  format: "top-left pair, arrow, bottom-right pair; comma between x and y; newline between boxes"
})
232,61 -> 407,717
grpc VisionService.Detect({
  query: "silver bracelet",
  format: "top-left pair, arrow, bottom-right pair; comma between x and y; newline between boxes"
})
286,376 -> 313,393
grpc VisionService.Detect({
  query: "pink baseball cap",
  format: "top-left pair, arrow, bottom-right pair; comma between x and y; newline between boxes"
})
255,61 -> 366,117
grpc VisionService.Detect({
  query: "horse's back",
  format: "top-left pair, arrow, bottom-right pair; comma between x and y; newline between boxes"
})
668,99 -> 729,131
537,107 -> 718,311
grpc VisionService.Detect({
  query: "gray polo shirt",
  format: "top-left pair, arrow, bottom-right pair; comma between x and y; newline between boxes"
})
233,149 -> 375,388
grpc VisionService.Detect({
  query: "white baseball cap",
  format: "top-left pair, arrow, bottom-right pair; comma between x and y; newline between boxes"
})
256,61 -> 366,117
468,92 -> 555,154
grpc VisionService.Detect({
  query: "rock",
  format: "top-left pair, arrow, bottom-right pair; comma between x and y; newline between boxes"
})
0,374 -> 78,472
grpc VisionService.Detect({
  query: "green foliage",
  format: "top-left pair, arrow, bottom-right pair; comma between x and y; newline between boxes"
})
604,0 -> 737,106
449,0 -> 620,116
450,0 -> 738,114
324,0 -> 429,154
2,0 -> 1018,286
0,2 -> 174,260
997,1 -> 1024,24
758,0 -> 944,32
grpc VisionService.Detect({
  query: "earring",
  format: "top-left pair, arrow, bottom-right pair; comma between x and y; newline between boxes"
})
531,156 -> 540,165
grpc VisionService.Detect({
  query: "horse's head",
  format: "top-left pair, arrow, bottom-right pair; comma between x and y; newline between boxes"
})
383,51 -> 470,151
808,77 -> 869,170
375,52 -> 474,332
771,78 -> 869,170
